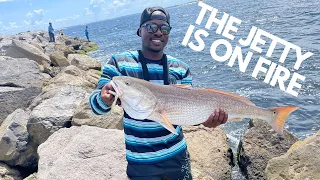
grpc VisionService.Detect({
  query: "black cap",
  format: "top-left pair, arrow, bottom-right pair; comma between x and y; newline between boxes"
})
137,6 -> 170,36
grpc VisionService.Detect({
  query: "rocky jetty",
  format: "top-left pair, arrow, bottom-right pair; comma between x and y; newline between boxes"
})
0,31 -> 319,180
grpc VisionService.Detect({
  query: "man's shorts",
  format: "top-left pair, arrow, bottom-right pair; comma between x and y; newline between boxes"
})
127,149 -> 192,180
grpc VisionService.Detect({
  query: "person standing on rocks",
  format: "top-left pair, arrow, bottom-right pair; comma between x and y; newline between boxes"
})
85,26 -> 90,42
48,22 -> 55,42
89,6 -> 228,180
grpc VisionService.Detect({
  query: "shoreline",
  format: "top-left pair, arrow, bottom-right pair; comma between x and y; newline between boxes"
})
0,30 -> 319,180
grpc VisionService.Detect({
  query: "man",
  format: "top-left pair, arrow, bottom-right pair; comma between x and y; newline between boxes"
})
85,26 -> 90,42
48,22 -> 55,42
89,6 -> 228,180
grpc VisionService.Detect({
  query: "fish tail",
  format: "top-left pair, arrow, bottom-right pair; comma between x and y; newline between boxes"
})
268,106 -> 299,135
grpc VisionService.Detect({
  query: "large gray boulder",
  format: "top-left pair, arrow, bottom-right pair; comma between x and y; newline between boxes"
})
49,51 -> 70,67
0,109 -> 38,168
0,35 -> 13,50
0,162 -> 23,180
183,126 -> 233,180
54,44 -> 75,57
265,130 -> 320,180
237,119 -> 299,180
42,65 -> 100,92
0,56 -> 43,88
0,56 -> 43,122
37,126 -> 127,180
43,43 -> 54,55
72,96 -> 124,129
36,35 -> 49,46
68,54 -> 101,70
24,173 -> 37,180
4,40 -> 51,67
27,85 -> 88,145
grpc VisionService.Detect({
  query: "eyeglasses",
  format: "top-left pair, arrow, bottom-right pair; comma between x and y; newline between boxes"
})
141,23 -> 172,35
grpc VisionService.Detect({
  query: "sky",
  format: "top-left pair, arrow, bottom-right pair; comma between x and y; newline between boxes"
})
0,0 -> 192,35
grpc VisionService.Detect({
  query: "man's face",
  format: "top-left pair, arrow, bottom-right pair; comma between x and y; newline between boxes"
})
139,19 -> 170,53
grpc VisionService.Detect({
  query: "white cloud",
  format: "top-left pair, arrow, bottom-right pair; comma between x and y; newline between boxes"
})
33,9 -> 43,14
84,0 -> 105,20
0,0 -> 13,2
55,14 -> 80,22
23,20 -> 30,25
25,9 -> 44,25
84,8 -> 93,16
26,12 -> 33,18
24,0 -> 32,6
108,0 -> 131,9
90,0 -> 105,6
9,22 -> 19,29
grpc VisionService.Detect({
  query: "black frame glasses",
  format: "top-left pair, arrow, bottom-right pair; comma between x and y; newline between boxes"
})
141,23 -> 172,35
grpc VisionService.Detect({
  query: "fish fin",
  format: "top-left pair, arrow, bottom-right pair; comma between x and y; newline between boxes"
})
159,113 -> 178,135
170,84 -> 193,89
268,106 -> 300,135
200,88 -> 255,106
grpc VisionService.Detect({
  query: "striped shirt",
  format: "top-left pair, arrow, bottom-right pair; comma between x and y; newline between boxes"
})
89,50 -> 192,164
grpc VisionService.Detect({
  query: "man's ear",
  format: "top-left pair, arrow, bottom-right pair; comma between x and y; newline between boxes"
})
138,28 -> 141,37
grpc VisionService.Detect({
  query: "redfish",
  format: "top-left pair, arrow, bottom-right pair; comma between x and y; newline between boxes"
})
110,76 -> 299,135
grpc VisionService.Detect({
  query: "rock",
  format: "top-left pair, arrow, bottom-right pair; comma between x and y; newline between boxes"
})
64,38 -> 81,47
43,43 -> 55,56
0,56 -> 43,88
0,57 -> 43,121
36,35 -> 48,44
68,54 -> 101,70
27,85 -> 88,145
54,44 -> 75,57
43,66 -> 61,78
49,51 -> 70,67
14,32 -> 34,42
0,109 -> 38,168
0,162 -> 23,180
237,119 -> 299,180
1,44 -> 26,58
29,41 -> 44,52
40,73 -> 52,83
81,42 -> 99,52
72,96 -> 124,129
37,126 -> 127,180
265,130 -> 320,180
183,126 -> 233,180
0,87 -> 41,125
42,65 -> 100,92
24,173 -> 37,180
74,50 -> 86,54
5,40 -> 51,67
0,35 -> 13,50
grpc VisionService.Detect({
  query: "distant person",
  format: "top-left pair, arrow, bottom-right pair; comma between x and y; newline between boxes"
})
48,22 -> 55,42
59,30 -> 64,36
85,26 -> 90,42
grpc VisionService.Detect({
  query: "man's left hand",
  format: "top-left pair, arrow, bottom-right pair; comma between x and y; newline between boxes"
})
202,108 -> 228,128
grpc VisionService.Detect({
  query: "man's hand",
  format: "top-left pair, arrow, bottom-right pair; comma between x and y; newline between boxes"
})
202,108 -> 228,128
100,83 -> 120,106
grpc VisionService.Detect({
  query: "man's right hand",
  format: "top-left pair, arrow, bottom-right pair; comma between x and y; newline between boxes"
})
100,83 -> 120,107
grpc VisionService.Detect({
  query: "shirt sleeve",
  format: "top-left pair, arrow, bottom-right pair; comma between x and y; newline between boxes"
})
89,56 -> 121,115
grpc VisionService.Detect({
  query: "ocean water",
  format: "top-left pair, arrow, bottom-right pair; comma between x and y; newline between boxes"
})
63,0 -> 319,178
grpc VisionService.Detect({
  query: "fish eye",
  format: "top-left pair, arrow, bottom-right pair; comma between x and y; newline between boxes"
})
273,111 -> 276,114
125,81 -> 130,85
